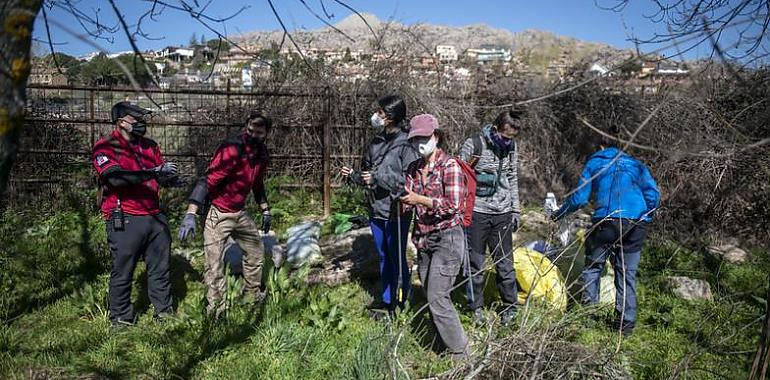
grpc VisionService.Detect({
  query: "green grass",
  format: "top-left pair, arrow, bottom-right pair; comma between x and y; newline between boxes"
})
0,193 -> 768,379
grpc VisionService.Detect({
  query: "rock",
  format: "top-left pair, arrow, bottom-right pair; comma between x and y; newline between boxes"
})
665,276 -> 713,301
307,227 -> 380,285
707,244 -> 748,264
523,210 -> 549,226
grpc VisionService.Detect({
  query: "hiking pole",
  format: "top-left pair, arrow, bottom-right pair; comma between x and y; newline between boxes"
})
465,228 -> 475,304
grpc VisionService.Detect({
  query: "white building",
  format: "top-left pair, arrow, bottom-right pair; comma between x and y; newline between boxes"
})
656,65 -> 689,76
587,62 -> 614,77
466,46 -> 512,65
436,45 -> 458,63
158,47 -> 195,62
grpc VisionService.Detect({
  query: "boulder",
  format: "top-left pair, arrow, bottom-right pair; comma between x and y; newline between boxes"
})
306,227 -> 381,285
707,244 -> 749,264
665,276 -> 713,301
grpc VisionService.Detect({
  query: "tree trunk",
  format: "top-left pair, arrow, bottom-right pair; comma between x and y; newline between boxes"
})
0,0 -> 43,204
750,274 -> 770,380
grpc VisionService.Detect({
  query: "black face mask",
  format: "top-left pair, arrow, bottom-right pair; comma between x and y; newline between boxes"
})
130,121 -> 147,137
245,135 -> 264,146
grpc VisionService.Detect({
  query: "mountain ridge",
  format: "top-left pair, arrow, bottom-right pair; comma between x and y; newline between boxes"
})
232,13 -> 631,67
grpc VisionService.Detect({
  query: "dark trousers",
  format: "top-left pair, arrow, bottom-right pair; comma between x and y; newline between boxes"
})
583,219 -> 647,325
370,217 -> 411,308
466,211 -> 517,310
106,213 -> 173,322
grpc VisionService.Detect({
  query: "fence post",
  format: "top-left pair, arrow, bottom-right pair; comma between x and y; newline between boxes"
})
322,87 -> 332,217
89,88 -> 95,145
225,78 -> 231,118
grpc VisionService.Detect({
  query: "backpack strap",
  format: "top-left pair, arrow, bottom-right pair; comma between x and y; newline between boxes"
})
471,134 -> 483,157
105,134 -> 124,160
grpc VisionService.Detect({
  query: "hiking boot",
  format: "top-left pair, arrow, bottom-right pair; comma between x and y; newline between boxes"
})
500,308 -> 516,327
368,308 -> 394,323
252,290 -> 267,304
472,308 -> 486,326
611,315 -> 635,336
449,350 -> 469,361
154,311 -> 176,324
111,317 -> 136,329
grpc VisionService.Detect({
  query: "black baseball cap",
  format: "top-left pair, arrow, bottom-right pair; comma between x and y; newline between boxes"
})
111,101 -> 152,123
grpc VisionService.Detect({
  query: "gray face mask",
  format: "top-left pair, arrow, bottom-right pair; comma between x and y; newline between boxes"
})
418,137 -> 437,157
370,113 -> 386,128
411,136 -> 437,157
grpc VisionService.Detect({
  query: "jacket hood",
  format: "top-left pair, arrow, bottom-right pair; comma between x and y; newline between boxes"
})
591,147 -> 626,160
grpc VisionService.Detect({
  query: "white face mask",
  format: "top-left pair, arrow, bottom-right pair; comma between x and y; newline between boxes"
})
418,136 -> 438,157
370,113 -> 385,128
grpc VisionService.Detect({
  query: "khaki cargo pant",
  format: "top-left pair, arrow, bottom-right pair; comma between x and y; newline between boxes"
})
203,206 -> 264,316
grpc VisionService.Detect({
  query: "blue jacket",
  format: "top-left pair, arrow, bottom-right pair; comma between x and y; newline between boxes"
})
554,147 -> 659,222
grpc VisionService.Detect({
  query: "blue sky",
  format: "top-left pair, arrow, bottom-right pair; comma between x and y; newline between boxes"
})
32,0 -> 713,58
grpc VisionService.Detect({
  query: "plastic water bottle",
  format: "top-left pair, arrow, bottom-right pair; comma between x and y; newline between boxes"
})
544,192 -> 558,218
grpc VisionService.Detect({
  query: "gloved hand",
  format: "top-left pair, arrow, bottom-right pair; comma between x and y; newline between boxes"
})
347,170 -> 363,186
261,210 -> 272,234
154,162 -> 178,177
511,212 -> 521,231
159,175 -> 189,188
178,213 -> 196,242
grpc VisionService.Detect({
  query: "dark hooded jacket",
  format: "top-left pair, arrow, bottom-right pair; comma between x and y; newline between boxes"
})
354,126 -> 420,220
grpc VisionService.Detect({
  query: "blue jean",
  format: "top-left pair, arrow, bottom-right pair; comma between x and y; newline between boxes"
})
370,218 -> 411,308
582,220 -> 647,324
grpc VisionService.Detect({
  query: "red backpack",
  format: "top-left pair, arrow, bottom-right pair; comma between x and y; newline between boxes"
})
455,159 -> 477,228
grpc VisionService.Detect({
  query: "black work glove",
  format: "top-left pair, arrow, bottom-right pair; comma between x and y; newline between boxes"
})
153,162 -> 178,177
511,212 -> 521,231
261,210 -> 272,234
178,213 -> 196,242
347,170 -> 363,186
159,175 -> 190,188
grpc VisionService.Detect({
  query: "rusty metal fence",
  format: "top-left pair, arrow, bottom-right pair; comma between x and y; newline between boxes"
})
11,84 -> 379,215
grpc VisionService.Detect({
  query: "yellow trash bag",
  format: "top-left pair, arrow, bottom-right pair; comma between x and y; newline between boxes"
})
514,247 -> 568,311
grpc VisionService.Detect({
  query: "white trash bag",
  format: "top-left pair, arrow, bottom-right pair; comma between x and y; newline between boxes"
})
285,221 -> 323,268
222,231 -> 285,274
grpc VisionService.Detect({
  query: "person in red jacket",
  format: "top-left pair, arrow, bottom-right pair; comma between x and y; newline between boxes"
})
92,101 -> 179,327
178,112 -> 272,317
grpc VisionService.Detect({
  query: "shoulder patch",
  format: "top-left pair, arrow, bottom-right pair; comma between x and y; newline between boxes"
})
95,154 -> 110,167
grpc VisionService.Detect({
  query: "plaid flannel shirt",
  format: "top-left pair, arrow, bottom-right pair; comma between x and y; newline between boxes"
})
404,149 -> 464,250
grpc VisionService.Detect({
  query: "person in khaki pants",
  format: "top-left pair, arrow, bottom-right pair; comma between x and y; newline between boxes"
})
178,112 -> 272,317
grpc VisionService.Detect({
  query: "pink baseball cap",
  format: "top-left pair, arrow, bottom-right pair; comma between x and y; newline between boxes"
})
408,114 -> 439,139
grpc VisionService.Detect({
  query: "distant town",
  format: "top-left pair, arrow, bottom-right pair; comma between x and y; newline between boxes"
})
31,39 -> 693,94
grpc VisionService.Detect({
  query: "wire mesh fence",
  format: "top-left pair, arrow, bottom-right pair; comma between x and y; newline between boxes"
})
11,84 -> 379,214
